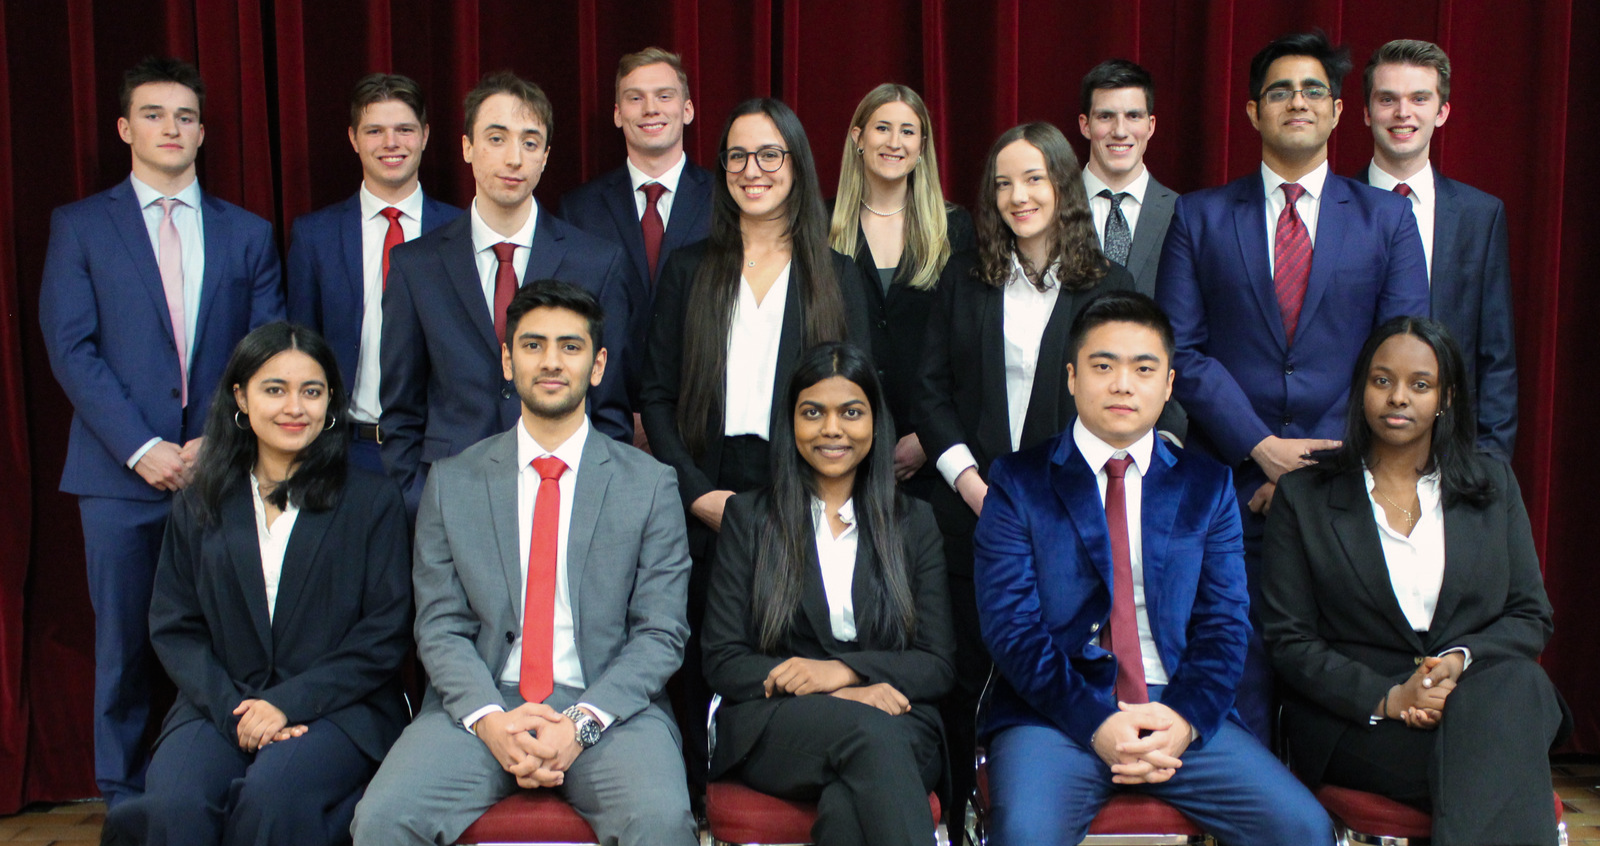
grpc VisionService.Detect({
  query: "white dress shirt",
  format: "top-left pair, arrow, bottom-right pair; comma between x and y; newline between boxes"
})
469,199 -> 538,318
723,263 -> 792,438
1260,160 -> 1329,277
351,183 -> 424,423
935,255 -> 1061,488
626,153 -> 687,229
248,472 -> 300,624
1363,468 -> 1447,631
1083,166 -> 1150,246
1366,161 -> 1436,280
810,497 -> 859,643
1074,419 -> 1168,686
127,175 -> 207,468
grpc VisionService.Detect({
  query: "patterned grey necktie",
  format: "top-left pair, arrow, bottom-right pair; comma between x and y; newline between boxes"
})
1099,189 -> 1132,265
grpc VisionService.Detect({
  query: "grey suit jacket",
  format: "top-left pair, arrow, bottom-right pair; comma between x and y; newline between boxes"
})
1125,175 -> 1176,298
411,425 -> 691,728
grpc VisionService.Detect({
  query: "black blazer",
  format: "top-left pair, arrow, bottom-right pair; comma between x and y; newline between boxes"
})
702,490 -> 956,778
1260,461 -> 1557,783
148,468 -> 414,763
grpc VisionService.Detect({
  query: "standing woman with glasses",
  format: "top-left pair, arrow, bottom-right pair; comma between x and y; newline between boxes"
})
829,84 -> 974,499
641,97 -> 871,788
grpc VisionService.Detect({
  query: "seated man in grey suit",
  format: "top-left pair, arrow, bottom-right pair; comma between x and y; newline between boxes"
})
353,280 -> 696,846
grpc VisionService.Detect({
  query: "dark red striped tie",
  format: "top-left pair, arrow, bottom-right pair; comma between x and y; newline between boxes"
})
1102,455 -> 1149,705
1274,183 -> 1312,344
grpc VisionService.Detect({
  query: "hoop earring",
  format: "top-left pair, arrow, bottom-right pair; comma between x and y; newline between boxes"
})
855,146 -> 864,155
233,410 -> 250,430
323,413 -> 338,432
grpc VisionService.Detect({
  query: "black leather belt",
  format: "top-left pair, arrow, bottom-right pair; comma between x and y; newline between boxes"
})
350,421 -> 383,443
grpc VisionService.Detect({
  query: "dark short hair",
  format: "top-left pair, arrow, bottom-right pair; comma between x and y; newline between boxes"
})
349,72 -> 427,129
615,47 -> 690,101
1248,30 -> 1352,101
1067,290 -> 1176,364
1363,39 -> 1452,105
1079,59 -> 1155,117
504,279 -> 605,353
121,56 -> 205,120
464,71 -> 554,144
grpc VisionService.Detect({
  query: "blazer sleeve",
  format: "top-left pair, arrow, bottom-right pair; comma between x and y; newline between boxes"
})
588,245 -> 637,442
257,480 -> 414,723
701,494 -> 786,704
1375,207 -> 1431,325
244,214 -> 286,327
831,500 -> 956,703
148,493 -> 249,737
284,216 -> 321,329
1446,468 -> 1553,663
639,246 -> 719,508
913,256 -> 972,469
1473,200 -> 1518,462
379,252 -> 429,510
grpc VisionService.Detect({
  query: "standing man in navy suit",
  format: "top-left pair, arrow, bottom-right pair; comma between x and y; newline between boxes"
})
286,73 -> 462,473
38,56 -> 284,807
381,72 -> 634,516
559,47 -> 712,409
1357,40 -> 1517,461
1154,31 -> 1430,740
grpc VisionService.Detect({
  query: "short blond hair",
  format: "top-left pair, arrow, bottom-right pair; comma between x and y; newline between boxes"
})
615,47 -> 690,102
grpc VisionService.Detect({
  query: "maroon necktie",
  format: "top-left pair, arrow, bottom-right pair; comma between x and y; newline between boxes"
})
491,242 -> 518,344
1102,455 -> 1149,705
1273,183 -> 1312,344
379,206 -> 404,288
519,455 -> 567,704
641,182 -> 667,283
1393,182 -> 1413,199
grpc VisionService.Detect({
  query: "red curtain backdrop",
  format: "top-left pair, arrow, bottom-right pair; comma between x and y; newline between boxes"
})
2,0 -> 1594,809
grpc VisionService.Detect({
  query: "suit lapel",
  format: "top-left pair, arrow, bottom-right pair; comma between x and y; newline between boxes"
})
602,171 -> 651,283
340,194 -> 364,310
438,216 -> 499,353
768,269 -> 806,437
1020,287 -> 1079,449
1431,176 -> 1460,315
191,191 -> 232,357
1138,442 -> 1183,635
976,284 -> 1011,464
1125,180 -> 1174,284
1050,438 -> 1115,593
1295,176 -> 1350,334
527,202 -> 569,282
420,194 -> 454,235
1328,471 -> 1426,651
664,164 -> 712,254
221,484 -> 274,652
1231,175 -> 1289,352
485,431 -> 526,621
269,497 -> 335,643
106,180 -> 174,342
800,532 -> 841,651
1430,496 -> 1474,635
565,433 -> 614,640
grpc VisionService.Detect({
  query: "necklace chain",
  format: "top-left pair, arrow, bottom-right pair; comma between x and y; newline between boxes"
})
1376,488 -> 1418,529
860,200 -> 905,217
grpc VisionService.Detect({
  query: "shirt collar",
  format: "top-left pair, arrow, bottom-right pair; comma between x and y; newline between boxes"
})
1365,160 -> 1435,205
359,181 -> 425,222
1082,165 -> 1150,206
626,153 -> 687,196
1261,159 -> 1330,202
1362,465 -> 1443,509
1006,252 -> 1061,290
247,471 -> 300,518
470,197 -> 540,254
1073,417 -> 1156,478
131,173 -> 202,210
515,415 -> 590,477
810,495 -> 857,532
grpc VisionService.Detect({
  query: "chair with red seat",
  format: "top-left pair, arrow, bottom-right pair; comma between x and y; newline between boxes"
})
453,792 -> 601,846
1312,783 -> 1567,846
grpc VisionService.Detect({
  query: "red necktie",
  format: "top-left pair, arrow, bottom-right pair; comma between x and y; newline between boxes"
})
641,182 -> 667,284
1102,455 -> 1149,705
1273,182 -> 1312,344
519,455 -> 567,704
491,242 -> 518,344
1393,182 -> 1413,199
379,206 -> 405,289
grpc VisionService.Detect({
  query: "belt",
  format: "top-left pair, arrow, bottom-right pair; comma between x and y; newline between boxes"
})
350,421 -> 384,443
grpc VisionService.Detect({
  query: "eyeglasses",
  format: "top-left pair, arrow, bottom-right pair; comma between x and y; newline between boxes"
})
720,146 -> 790,173
1260,86 -> 1332,105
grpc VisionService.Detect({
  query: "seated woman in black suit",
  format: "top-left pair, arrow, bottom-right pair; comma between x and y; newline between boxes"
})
827,83 -> 974,494
1262,316 -> 1569,845
106,322 -> 412,846
703,341 -> 955,846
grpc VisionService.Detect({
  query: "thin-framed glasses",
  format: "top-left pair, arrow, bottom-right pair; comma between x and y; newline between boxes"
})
1260,86 -> 1331,105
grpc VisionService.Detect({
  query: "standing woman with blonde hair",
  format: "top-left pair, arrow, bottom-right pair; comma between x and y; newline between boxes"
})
830,84 -> 974,498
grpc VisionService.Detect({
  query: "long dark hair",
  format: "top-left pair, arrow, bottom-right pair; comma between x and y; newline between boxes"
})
752,342 -> 916,653
974,122 -> 1107,291
1315,316 -> 1493,507
677,98 -> 848,457
190,322 -> 349,523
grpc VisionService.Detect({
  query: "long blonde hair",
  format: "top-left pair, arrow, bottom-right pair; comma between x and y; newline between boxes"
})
829,83 -> 951,291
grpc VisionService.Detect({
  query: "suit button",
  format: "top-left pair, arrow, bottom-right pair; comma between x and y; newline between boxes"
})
501,386 -> 513,399
1282,416 -> 1293,426
171,388 -> 181,399
1414,656 -> 1424,666
506,631 -> 515,644
1284,364 -> 1295,375
877,319 -> 888,329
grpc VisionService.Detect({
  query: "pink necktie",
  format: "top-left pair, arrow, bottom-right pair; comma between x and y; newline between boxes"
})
156,198 -> 188,406
1102,455 -> 1149,705
1273,183 -> 1312,345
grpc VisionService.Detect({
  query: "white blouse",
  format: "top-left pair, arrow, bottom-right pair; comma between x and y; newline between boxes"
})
723,262 -> 792,438
1363,468 -> 1446,631
811,496 -> 859,643
248,473 -> 300,623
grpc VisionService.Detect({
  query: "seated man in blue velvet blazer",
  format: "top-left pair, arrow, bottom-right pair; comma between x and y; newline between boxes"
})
974,292 -> 1330,845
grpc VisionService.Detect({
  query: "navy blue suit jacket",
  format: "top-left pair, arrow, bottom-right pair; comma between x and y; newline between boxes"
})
284,190 -> 462,396
974,433 -> 1250,749
1355,168 -> 1517,461
378,204 -> 633,513
1155,172 -> 1430,476
39,176 -> 285,501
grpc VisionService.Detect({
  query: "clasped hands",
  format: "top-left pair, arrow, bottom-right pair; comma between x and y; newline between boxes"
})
477,703 -> 587,789
135,437 -> 204,491
763,657 -> 911,716
1091,701 -> 1193,785
233,698 -> 306,752
1380,653 -> 1465,730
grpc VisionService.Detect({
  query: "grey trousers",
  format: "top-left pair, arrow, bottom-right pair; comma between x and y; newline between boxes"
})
351,684 -> 697,846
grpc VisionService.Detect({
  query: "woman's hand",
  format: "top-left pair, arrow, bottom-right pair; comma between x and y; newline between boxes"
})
763,658 -> 861,697
691,490 -> 736,532
831,683 -> 911,715
893,433 -> 927,481
233,699 -> 289,752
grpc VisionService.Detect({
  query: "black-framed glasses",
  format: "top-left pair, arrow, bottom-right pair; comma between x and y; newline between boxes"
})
720,146 -> 790,173
1260,85 -> 1331,105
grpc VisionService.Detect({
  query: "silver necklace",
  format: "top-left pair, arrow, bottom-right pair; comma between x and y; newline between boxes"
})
861,200 -> 905,217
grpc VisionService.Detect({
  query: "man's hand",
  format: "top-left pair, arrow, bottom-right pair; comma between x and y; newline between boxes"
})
831,683 -> 910,715
135,441 -> 191,491
473,707 -> 558,780
1091,705 -> 1181,785
233,699 -> 288,752
1250,436 -> 1342,483
1109,702 -> 1193,784
1247,482 -> 1277,515
764,658 -> 861,697
504,706 -> 585,788
691,490 -> 737,532
893,433 -> 927,481
954,467 -> 988,517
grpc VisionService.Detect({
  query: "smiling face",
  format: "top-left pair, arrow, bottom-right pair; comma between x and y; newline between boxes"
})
1365,62 -> 1450,172
349,98 -> 429,197
1067,320 -> 1173,449
1247,55 -> 1343,165
233,349 -> 331,469
1363,332 -> 1441,452
462,92 -> 549,214
1078,86 -> 1154,188
502,305 -> 606,425
724,112 -> 793,220
118,81 -> 205,183
794,375 -> 874,485
851,99 -> 923,184
993,139 -> 1056,252
614,61 -> 694,160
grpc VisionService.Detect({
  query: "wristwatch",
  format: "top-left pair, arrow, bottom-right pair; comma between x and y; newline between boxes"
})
563,705 -> 602,748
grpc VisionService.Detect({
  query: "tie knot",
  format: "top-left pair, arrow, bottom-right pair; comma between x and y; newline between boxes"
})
531,456 -> 567,482
642,182 -> 667,204
1393,182 -> 1413,199
1281,182 -> 1306,204
492,241 -> 518,263
156,197 -> 183,216
380,206 -> 404,221
1105,455 -> 1134,479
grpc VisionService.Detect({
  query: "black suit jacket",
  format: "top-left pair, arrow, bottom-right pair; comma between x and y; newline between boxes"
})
1122,174 -> 1176,298
702,491 -> 955,778
148,469 -> 413,762
1356,166 -> 1517,461
1260,461 -> 1555,783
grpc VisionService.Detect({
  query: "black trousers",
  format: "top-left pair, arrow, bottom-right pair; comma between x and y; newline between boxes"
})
735,696 -> 942,846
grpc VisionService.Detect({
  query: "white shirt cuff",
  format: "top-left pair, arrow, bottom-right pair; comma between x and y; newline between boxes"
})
576,702 -> 615,730
127,437 -> 163,468
936,444 -> 978,490
1438,646 -> 1472,671
463,703 -> 504,736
